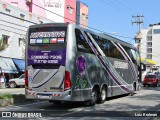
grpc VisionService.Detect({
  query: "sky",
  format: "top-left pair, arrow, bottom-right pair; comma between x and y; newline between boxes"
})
80,0 -> 160,44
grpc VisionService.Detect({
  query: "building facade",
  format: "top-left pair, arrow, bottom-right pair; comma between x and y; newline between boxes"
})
0,0 -> 88,81
1,0 -> 88,25
0,1 -> 53,78
140,23 -> 160,71
76,0 -> 88,27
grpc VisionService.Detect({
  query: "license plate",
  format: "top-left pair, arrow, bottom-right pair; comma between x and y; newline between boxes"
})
148,82 -> 152,84
38,95 -> 49,99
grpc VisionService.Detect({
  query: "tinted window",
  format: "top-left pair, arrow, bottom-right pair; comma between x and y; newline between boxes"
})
123,46 -> 137,64
90,34 -> 125,60
75,29 -> 93,54
19,74 -> 24,79
146,75 -> 156,78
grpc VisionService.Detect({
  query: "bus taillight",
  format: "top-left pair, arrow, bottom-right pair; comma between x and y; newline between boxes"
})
64,71 -> 71,91
25,71 -> 28,87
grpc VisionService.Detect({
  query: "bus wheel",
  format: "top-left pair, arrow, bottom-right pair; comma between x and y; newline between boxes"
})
97,86 -> 107,104
133,83 -> 136,91
88,88 -> 98,106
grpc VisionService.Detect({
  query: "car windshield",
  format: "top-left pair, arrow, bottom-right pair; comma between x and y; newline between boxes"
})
19,74 -> 24,79
146,75 -> 156,78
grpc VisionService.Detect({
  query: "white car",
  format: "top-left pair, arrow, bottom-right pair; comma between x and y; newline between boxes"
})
9,74 -> 25,88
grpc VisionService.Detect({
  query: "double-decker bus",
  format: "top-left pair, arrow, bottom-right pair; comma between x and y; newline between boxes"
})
25,23 -> 143,106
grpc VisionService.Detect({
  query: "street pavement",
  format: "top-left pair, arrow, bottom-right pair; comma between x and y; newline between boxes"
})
0,87 -> 160,120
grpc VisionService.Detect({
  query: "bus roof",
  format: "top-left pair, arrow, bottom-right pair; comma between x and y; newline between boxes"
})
29,23 -> 69,29
28,23 -> 137,51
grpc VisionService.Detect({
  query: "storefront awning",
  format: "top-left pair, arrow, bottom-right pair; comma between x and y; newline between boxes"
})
12,59 -> 25,72
141,58 -> 156,65
0,57 -> 18,73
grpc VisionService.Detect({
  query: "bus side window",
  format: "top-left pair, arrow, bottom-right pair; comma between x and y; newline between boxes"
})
123,46 -> 137,64
75,29 -> 93,54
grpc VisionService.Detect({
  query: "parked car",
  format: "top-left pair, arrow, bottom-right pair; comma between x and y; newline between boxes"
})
143,74 -> 159,87
9,74 -> 25,88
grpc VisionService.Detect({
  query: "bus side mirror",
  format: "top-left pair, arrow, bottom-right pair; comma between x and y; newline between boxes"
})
141,63 -> 146,71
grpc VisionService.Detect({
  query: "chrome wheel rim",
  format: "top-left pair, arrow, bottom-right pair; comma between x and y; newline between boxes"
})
91,90 -> 97,102
101,89 -> 106,100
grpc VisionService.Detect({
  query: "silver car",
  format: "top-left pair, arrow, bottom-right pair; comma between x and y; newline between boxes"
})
9,74 -> 25,88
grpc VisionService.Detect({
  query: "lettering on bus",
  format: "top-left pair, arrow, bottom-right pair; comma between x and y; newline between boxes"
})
113,61 -> 128,69
30,31 -> 65,39
30,53 -> 62,64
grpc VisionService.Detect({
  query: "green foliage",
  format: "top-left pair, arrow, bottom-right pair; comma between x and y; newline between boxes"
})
0,94 -> 13,99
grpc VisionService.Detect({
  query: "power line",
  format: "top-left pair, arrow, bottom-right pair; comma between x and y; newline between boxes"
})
32,2 -> 135,41
132,15 -> 144,33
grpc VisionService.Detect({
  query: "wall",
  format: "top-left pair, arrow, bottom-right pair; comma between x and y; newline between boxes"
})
76,1 -> 88,27
80,2 -> 88,27
0,0 -> 29,11
32,0 -> 65,22
64,0 -> 76,24
152,25 -> 160,66
0,1 -> 53,59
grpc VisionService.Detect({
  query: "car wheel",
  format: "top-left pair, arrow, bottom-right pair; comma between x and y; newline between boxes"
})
155,84 -> 158,87
9,82 -> 17,88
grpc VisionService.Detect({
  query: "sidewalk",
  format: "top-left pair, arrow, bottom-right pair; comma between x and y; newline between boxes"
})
0,88 -> 40,106
0,88 -> 25,95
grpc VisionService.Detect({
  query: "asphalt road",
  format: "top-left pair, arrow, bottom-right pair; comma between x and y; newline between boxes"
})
0,87 -> 160,120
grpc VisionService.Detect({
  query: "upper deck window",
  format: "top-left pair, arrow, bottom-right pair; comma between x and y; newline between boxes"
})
75,29 -> 93,54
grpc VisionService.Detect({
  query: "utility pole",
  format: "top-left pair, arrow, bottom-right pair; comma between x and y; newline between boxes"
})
132,15 -> 144,33
132,15 -> 144,51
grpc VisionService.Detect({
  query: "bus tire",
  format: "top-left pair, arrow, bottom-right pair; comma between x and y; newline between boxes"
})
97,86 -> 107,104
133,83 -> 136,91
87,87 -> 98,106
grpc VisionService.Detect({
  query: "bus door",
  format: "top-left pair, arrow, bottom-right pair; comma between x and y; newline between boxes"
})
26,25 -> 68,93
